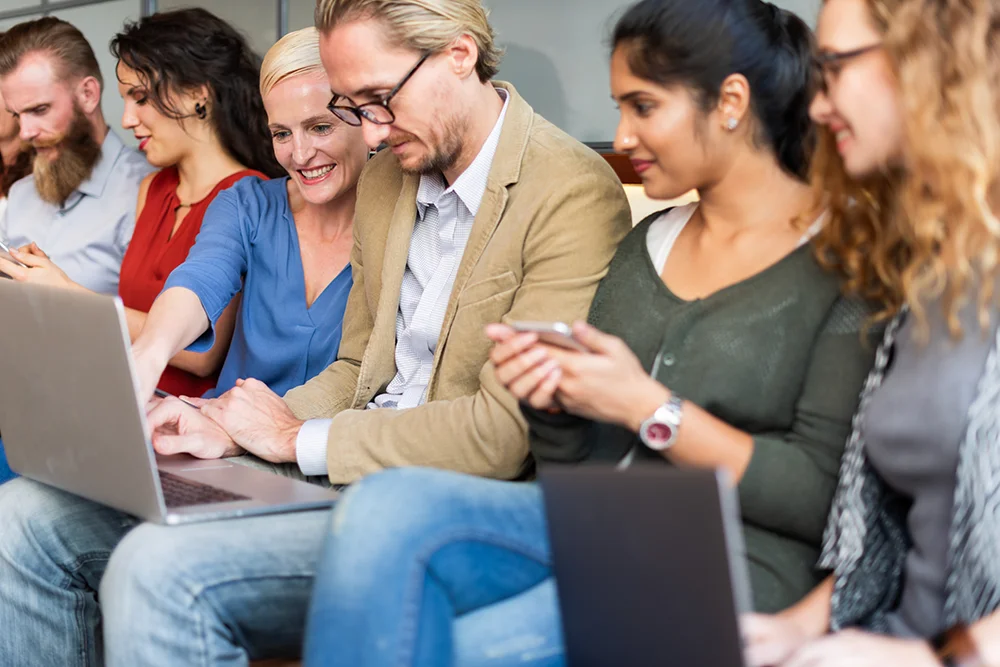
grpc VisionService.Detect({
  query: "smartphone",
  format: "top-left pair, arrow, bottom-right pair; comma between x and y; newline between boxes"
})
0,237 -> 27,268
510,321 -> 588,352
152,388 -> 201,410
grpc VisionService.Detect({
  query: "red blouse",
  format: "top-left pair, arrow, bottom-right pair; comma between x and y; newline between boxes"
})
118,167 -> 265,398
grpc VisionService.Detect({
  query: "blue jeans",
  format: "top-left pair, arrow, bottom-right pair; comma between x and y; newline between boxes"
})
0,477 -> 328,666
0,437 -> 16,484
303,467 -> 566,667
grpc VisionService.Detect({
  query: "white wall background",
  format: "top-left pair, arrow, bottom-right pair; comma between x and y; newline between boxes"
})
0,0 -> 822,145
486,0 -> 821,143
0,0 -> 143,144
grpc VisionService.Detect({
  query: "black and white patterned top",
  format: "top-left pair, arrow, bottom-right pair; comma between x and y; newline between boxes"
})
820,306 -> 1000,632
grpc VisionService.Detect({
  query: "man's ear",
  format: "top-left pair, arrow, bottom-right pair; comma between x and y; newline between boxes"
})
75,75 -> 102,115
442,33 -> 480,81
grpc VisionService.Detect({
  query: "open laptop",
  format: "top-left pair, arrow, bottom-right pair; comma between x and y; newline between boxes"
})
540,465 -> 752,667
0,280 -> 338,525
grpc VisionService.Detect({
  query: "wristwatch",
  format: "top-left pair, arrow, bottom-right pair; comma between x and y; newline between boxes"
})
638,393 -> 684,451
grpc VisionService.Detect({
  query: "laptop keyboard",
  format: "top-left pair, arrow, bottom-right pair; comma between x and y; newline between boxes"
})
158,471 -> 251,508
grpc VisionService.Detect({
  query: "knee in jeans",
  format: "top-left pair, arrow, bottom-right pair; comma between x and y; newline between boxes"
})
0,479 -> 77,558
100,523 -> 189,607
332,467 -> 448,543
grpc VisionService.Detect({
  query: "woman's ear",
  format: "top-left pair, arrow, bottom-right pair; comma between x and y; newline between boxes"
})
184,84 -> 212,116
716,73 -> 751,132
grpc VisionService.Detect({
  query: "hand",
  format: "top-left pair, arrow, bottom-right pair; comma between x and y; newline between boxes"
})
0,243 -> 82,290
199,378 -> 302,464
781,629 -> 939,667
742,613 -> 811,667
546,322 -> 668,431
486,323 -> 563,411
146,396 -> 244,459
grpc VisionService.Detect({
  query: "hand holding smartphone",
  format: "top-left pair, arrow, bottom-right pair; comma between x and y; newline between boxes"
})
0,237 -> 27,269
509,321 -> 588,352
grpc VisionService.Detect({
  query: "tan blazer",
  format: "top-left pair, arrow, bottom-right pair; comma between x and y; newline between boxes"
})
283,82 -> 631,484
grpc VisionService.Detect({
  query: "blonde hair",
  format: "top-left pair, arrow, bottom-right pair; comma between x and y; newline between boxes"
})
315,0 -> 502,82
260,27 -> 325,98
813,0 -> 1000,338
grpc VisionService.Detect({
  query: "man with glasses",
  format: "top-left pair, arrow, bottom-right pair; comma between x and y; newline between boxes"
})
0,0 -> 631,663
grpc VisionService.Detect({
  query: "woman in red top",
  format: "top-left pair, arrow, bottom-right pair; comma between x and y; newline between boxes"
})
5,9 -> 283,397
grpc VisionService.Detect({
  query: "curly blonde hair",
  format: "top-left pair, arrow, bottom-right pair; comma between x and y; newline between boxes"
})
813,0 -> 1000,338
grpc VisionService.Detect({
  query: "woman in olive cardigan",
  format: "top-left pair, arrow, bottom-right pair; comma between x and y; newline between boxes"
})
299,1 -> 878,665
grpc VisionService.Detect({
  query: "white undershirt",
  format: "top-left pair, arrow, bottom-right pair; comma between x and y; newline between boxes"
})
645,202 -> 827,274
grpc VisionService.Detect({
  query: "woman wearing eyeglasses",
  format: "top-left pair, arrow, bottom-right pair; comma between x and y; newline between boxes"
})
743,0 -> 1000,666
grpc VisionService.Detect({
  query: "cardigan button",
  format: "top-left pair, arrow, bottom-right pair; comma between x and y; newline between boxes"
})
662,353 -> 676,367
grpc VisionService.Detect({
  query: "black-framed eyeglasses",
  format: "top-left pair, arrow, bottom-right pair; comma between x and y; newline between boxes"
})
813,43 -> 882,93
327,52 -> 431,126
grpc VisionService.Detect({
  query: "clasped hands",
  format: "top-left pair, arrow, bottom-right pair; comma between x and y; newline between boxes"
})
146,378 -> 303,464
487,321 -> 668,432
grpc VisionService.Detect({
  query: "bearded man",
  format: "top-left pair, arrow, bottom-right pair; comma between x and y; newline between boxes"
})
0,17 -> 152,294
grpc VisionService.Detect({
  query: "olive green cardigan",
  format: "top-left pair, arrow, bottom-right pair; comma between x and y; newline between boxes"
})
526,212 -> 877,612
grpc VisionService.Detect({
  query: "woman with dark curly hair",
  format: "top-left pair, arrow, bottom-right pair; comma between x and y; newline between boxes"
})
0,8 -> 280,398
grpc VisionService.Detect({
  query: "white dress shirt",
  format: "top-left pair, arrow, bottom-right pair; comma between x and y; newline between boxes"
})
296,89 -> 510,476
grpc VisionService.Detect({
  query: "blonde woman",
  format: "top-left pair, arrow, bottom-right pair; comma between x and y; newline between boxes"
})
744,0 -> 1000,665
131,25 -> 368,405
0,26 -> 366,666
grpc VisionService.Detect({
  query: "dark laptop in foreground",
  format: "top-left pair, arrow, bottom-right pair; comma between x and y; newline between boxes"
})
541,466 -> 751,667
0,280 -> 337,525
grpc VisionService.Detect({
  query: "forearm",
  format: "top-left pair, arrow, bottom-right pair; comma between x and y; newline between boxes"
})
126,298 -> 234,378
621,376 -> 754,483
967,608 -> 1000,666
131,287 -> 211,368
780,575 -> 833,639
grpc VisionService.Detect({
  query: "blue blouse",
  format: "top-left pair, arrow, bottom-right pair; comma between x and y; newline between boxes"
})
163,176 -> 353,399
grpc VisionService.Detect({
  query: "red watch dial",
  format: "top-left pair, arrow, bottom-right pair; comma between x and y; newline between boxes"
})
646,422 -> 674,443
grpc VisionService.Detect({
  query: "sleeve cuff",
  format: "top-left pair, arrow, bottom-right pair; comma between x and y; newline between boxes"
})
296,418 -> 333,477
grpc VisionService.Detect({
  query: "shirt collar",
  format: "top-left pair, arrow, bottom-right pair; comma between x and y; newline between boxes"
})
415,88 -> 510,219
74,130 -> 126,200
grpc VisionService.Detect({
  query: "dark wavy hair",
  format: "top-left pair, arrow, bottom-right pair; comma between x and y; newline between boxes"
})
110,9 -> 283,178
1,150 -> 32,198
612,0 -> 817,181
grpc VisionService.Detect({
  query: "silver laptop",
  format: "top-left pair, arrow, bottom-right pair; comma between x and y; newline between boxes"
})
540,465 -> 752,667
0,280 -> 338,525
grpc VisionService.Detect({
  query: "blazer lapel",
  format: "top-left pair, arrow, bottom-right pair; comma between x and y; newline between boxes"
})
362,173 -> 419,391
427,82 -> 534,393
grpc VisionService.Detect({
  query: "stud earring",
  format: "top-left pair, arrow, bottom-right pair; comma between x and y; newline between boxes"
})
194,102 -> 207,120
726,117 -> 739,131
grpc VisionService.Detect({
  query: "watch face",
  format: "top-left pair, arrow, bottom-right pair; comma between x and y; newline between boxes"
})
646,422 -> 674,446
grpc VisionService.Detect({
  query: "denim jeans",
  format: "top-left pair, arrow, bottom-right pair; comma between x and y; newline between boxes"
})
303,467 -> 566,667
0,477 -> 329,666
